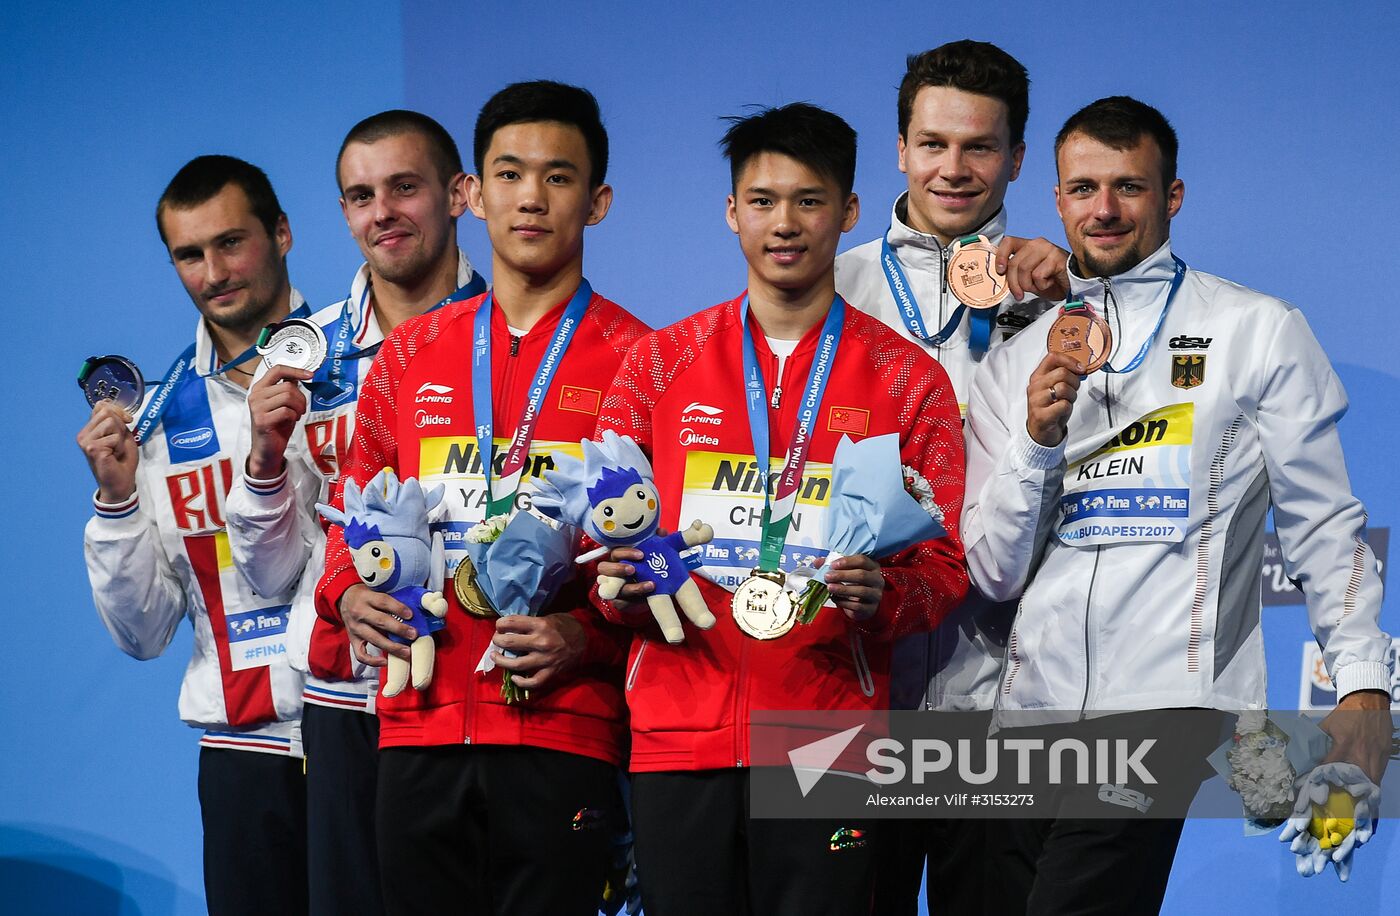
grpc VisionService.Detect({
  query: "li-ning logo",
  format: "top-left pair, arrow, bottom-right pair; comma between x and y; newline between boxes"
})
416,382 -> 455,404
681,403 -> 724,426
170,427 -> 214,449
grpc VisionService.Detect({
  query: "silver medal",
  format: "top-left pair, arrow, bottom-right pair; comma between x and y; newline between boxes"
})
79,355 -> 145,411
732,571 -> 796,640
258,318 -> 327,372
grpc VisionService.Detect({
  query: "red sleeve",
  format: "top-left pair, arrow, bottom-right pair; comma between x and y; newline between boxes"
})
314,325 -> 413,623
853,345 -> 969,642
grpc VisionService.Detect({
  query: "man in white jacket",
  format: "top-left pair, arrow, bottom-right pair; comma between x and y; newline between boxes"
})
964,96 -> 1393,913
834,40 -> 1065,914
224,110 -> 484,916
78,156 -> 309,914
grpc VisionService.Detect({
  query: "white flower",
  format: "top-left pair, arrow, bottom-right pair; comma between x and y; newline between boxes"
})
1224,716 -> 1296,821
465,513 -> 510,544
901,465 -> 942,520
1235,710 -> 1267,735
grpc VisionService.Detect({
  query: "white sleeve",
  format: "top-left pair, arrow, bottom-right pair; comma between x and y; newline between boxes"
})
962,345 -> 1067,603
225,451 -> 321,600
83,485 -> 188,661
1255,307 -> 1392,698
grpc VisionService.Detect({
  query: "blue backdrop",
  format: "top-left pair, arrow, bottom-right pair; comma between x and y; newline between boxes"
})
5,1 -> 1396,912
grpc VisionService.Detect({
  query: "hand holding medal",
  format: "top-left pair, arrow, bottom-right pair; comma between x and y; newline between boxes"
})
76,356 -> 146,504
946,235 -> 1011,310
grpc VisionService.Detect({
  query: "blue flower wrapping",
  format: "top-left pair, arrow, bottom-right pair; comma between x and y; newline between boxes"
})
788,433 -> 946,621
464,510 -> 577,625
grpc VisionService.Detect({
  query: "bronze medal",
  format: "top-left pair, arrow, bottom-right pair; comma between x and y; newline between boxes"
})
732,569 -> 796,640
946,235 -> 1009,310
452,556 -> 498,618
1047,302 -> 1113,373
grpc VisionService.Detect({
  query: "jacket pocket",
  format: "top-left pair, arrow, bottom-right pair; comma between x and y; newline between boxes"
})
849,632 -> 875,698
626,638 -> 649,692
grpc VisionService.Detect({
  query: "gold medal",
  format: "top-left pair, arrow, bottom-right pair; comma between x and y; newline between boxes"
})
452,556 -> 498,619
732,570 -> 796,640
946,235 -> 1009,310
1047,302 -> 1113,373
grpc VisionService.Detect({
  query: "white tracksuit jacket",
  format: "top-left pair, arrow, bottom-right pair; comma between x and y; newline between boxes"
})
836,198 -> 1054,710
964,241 -> 1391,713
84,297 -> 310,756
225,252 -> 480,714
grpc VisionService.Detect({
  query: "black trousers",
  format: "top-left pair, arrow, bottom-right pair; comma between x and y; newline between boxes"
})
631,768 -> 876,916
376,744 -> 622,916
872,817 -> 988,915
986,815 -> 1186,915
198,747 -> 308,916
304,703 -> 384,916
981,711 -> 1224,915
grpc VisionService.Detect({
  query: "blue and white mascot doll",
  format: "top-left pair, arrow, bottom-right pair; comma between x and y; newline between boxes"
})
534,430 -> 716,644
318,469 -> 448,697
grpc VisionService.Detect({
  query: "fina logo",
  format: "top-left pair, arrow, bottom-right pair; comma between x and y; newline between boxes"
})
171,427 -> 214,449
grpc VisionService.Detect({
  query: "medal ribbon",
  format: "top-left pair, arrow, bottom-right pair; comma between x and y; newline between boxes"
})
472,280 -> 592,517
1100,256 -> 1186,375
880,234 -> 994,353
133,301 -> 313,444
739,294 -> 845,573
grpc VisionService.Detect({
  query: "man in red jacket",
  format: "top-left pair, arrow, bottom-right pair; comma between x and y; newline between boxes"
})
315,81 -> 647,915
595,103 -> 968,916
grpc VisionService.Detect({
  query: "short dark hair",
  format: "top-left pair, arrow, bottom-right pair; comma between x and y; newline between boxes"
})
156,155 -> 284,245
1055,96 -> 1179,188
898,40 -> 1030,147
473,81 -> 609,188
337,109 -> 464,189
720,103 -> 857,198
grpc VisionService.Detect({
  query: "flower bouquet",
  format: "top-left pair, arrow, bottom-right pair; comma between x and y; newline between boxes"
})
784,433 -> 947,624
464,507 -> 576,703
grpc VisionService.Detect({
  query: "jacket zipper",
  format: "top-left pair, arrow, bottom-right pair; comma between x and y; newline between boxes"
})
1099,277 -> 1115,427
936,246 -> 950,360
1078,547 -> 1103,718
468,326 -> 525,743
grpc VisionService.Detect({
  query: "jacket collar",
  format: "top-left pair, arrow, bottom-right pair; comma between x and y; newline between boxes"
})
1068,240 -> 1178,312
346,248 -> 478,348
193,287 -> 306,377
885,192 -> 1008,262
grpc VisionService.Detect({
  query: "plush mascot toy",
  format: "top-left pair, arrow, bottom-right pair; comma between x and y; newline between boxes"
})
318,468 -> 448,697
534,430 -> 716,644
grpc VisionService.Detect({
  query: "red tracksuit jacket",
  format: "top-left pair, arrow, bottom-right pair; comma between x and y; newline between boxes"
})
316,290 -> 649,765
596,294 -> 968,772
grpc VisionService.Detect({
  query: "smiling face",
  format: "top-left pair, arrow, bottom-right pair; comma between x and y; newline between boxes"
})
897,86 -> 1024,244
1054,131 -> 1184,278
726,151 -> 859,301
348,538 -> 398,589
590,482 -> 660,543
338,131 -> 468,287
160,183 -> 292,333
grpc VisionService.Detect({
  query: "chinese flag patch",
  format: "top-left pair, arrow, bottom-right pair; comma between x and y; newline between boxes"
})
827,406 -> 869,436
559,385 -> 602,415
